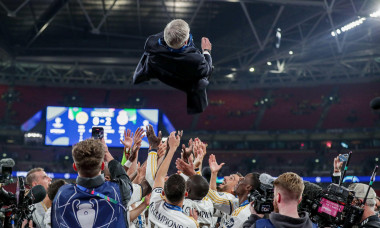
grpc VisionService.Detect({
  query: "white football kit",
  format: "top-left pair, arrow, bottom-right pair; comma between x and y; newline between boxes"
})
183,197 -> 214,227
148,188 -> 199,228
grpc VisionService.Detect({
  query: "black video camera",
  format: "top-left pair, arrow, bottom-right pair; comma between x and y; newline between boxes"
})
301,182 -> 363,227
0,158 -> 14,185
0,176 -> 46,227
248,174 -> 274,214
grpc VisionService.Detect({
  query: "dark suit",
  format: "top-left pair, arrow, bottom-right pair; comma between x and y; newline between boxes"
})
133,32 -> 213,114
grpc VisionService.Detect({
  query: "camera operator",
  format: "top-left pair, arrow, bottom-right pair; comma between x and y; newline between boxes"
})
26,168 -> 52,228
244,172 -> 317,228
349,183 -> 380,227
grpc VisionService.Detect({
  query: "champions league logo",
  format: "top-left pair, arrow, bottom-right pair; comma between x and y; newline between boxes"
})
73,199 -> 98,227
55,195 -> 119,227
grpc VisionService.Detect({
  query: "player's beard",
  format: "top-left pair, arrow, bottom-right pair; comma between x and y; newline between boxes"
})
218,184 -> 228,192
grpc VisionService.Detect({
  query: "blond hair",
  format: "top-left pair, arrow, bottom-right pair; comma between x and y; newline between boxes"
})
164,19 -> 190,49
26,167 -> 44,186
273,172 -> 304,201
72,138 -> 105,177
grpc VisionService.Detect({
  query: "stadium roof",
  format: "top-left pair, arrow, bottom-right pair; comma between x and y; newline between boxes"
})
1,0 -> 380,89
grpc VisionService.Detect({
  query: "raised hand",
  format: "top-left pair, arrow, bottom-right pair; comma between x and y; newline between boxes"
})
157,142 -> 167,159
209,154 -> 225,174
193,146 -> 206,169
120,129 -> 133,149
133,127 -> 144,145
146,125 -> 162,150
135,161 -> 147,183
176,153 -> 196,177
167,131 -> 181,150
181,138 -> 193,163
333,154 -> 344,173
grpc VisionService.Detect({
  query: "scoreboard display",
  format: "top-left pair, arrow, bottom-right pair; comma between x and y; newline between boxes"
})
45,106 -> 159,148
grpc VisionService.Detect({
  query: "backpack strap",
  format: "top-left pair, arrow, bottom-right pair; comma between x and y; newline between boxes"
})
255,219 -> 275,228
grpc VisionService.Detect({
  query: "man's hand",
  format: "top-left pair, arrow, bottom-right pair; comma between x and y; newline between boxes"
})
209,154 -> 224,174
176,154 -> 196,177
249,202 -> 265,218
134,162 -> 147,184
102,138 -> 114,162
181,138 -> 193,163
201,37 -> 212,52
120,129 -> 133,149
143,193 -> 151,206
146,124 -> 162,150
157,142 -> 167,159
189,208 -> 198,221
193,140 -> 206,169
334,154 -> 344,173
133,127 -> 145,145
167,131 -> 181,150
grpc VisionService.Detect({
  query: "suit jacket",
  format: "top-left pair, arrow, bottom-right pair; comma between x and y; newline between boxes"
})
133,32 -> 213,114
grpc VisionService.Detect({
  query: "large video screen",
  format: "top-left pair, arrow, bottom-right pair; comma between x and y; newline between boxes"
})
45,106 -> 159,148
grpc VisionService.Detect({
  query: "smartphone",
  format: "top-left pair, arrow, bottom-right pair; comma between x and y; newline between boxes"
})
339,154 -> 349,162
92,127 -> 104,139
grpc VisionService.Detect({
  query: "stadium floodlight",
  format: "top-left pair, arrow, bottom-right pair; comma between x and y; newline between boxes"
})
289,50 -> 294,55
226,73 -> 235,78
249,67 -> 255,72
331,17 -> 366,36
341,17 -> 366,32
370,9 -> 380,18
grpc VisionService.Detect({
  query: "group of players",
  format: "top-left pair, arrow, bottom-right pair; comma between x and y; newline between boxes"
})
23,125 -> 380,228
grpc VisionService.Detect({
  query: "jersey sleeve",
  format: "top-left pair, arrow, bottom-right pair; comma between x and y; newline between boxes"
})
128,183 -> 143,206
145,150 -> 158,188
150,187 -> 164,204
206,189 -> 238,215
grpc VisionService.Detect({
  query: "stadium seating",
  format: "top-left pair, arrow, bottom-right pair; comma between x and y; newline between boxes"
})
1,83 -> 379,130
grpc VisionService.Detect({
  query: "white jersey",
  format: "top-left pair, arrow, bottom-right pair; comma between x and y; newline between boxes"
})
183,197 -> 214,227
148,188 -> 199,228
206,189 -> 239,215
129,183 -> 143,206
221,202 -> 250,228
129,200 -> 147,228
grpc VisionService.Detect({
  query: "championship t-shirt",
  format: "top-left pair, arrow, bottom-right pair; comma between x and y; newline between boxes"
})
183,197 -> 214,227
148,188 -> 199,228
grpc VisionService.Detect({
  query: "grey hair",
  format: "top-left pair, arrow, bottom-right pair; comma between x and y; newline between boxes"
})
164,19 -> 190,49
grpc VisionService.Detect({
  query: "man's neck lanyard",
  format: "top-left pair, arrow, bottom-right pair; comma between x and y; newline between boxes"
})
164,202 -> 183,212
239,200 -> 249,208
76,184 -> 126,211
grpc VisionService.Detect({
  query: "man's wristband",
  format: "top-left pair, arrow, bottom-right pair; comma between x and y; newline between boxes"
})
203,49 -> 211,54
124,160 -> 133,168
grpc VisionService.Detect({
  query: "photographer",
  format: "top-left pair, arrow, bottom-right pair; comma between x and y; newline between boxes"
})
51,138 -> 132,227
349,183 -> 380,227
245,172 -> 316,228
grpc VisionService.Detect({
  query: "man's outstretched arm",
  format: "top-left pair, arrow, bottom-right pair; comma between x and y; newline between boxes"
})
153,131 -> 181,189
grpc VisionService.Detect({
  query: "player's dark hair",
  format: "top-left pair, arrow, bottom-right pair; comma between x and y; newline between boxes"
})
164,174 -> 186,204
188,175 -> 209,199
47,179 -> 67,200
